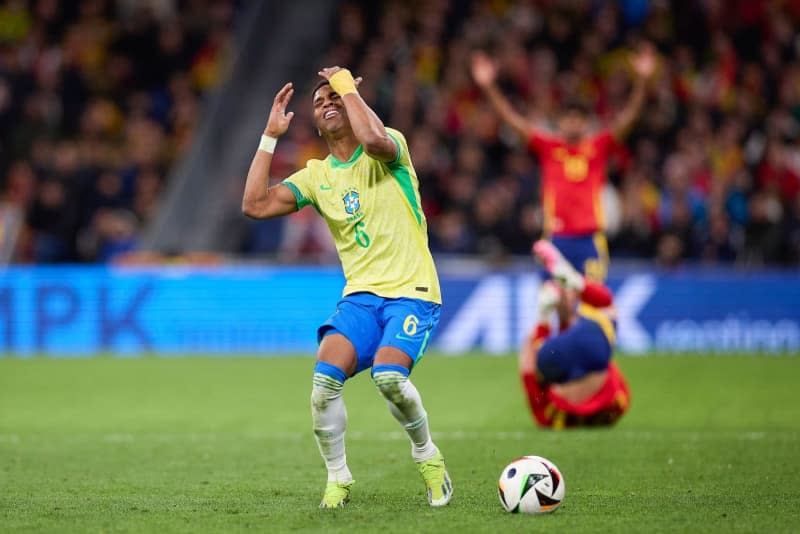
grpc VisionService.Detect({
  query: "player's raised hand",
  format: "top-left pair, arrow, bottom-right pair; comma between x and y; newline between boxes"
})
470,51 -> 498,89
317,66 -> 363,86
631,43 -> 658,81
318,66 -> 342,80
265,82 -> 295,138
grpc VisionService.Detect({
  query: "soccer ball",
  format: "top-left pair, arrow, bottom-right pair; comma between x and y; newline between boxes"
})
497,455 -> 565,514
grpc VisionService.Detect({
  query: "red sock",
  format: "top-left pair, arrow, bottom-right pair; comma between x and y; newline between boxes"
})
520,371 -> 541,408
520,370 -> 549,426
522,324 -> 550,412
580,281 -> 613,308
533,323 -> 551,342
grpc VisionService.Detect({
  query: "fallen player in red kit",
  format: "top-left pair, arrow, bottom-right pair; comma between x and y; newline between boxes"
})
520,240 -> 631,429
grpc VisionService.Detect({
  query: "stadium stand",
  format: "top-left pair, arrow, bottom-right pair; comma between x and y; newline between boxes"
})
260,0 -> 800,267
0,0 -> 237,263
2,0 -> 800,267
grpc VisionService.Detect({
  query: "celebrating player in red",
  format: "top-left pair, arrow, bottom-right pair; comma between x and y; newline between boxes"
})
520,240 -> 630,429
471,45 -> 657,326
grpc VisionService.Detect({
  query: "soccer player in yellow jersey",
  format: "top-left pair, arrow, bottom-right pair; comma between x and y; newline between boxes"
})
241,67 -> 452,509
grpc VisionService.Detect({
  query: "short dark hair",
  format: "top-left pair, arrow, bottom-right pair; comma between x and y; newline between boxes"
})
562,99 -> 591,116
312,79 -> 331,102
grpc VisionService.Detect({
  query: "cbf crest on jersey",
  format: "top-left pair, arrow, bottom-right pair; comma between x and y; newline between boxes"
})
342,188 -> 361,214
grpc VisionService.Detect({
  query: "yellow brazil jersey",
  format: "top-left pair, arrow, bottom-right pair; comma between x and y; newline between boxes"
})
281,127 -> 441,304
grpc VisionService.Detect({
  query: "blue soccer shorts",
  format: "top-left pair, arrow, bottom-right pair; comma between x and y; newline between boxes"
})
544,232 -> 609,282
536,315 -> 613,384
317,292 -> 441,377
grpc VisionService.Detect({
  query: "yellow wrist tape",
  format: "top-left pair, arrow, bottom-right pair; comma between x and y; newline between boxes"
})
329,69 -> 357,96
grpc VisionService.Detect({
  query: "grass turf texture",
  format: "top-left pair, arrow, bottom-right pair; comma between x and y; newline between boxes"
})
1,354 -> 798,533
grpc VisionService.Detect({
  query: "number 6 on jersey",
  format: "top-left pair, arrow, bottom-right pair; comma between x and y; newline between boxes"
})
354,220 -> 371,248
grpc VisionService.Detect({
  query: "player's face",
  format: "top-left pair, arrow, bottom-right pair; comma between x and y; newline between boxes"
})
558,110 -> 588,143
313,84 -> 349,136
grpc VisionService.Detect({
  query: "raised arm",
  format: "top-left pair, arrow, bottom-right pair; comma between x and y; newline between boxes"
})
241,82 -> 300,219
470,51 -> 534,141
610,43 -> 657,141
319,67 -> 397,162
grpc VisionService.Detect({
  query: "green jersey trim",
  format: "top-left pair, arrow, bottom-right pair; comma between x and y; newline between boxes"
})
387,161 -> 423,226
329,144 -> 364,169
281,180 -> 311,210
386,131 -> 403,165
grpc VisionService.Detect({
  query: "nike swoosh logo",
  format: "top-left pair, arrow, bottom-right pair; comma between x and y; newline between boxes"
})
320,184 -> 332,190
395,333 -> 416,341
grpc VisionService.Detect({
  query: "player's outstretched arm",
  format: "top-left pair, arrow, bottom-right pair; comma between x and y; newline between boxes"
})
318,67 -> 397,162
241,82 -> 299,219
610,43 -> 657,141
470,51 -> 533,141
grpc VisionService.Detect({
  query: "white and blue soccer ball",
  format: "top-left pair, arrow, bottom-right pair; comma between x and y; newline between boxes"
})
497,455 -> 565,514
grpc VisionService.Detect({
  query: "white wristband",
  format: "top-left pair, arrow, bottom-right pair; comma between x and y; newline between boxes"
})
258,134 -> 277,154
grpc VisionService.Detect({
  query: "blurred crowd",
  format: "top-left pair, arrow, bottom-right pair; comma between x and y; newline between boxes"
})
0,0 -> 236,262
3,0 -> 800,268
271,0 -> 800,267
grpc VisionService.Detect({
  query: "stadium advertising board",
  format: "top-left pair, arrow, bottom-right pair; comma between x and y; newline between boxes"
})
0,267 -> 797,356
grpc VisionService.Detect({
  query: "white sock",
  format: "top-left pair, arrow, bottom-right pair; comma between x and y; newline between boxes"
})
311,371 -> 352,483
537,280 -> 562,320
372,368 -> 438,462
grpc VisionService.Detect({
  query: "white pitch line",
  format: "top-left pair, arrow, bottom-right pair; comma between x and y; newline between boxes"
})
0,430 -> 793,445
102,433 -> 135,443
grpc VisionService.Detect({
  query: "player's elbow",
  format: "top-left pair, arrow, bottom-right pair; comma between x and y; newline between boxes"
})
610,124 -> 629,142
362,134 -> 396,162
362,135 -> 388,155
241,198 -> 266,219
241,205 -> 258,219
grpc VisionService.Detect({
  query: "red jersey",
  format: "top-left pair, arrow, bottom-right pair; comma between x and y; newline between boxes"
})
528,130 -> 614,236
521,362 -> 630,429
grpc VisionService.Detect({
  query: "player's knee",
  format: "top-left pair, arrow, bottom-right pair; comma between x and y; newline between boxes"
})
311,361 -> 346,411
310,384 -> 338,411
374,378 -> 404,404
371,366 -> 409,405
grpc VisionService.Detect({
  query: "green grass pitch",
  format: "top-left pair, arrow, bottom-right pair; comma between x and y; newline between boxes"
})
1,354 -> 799,533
